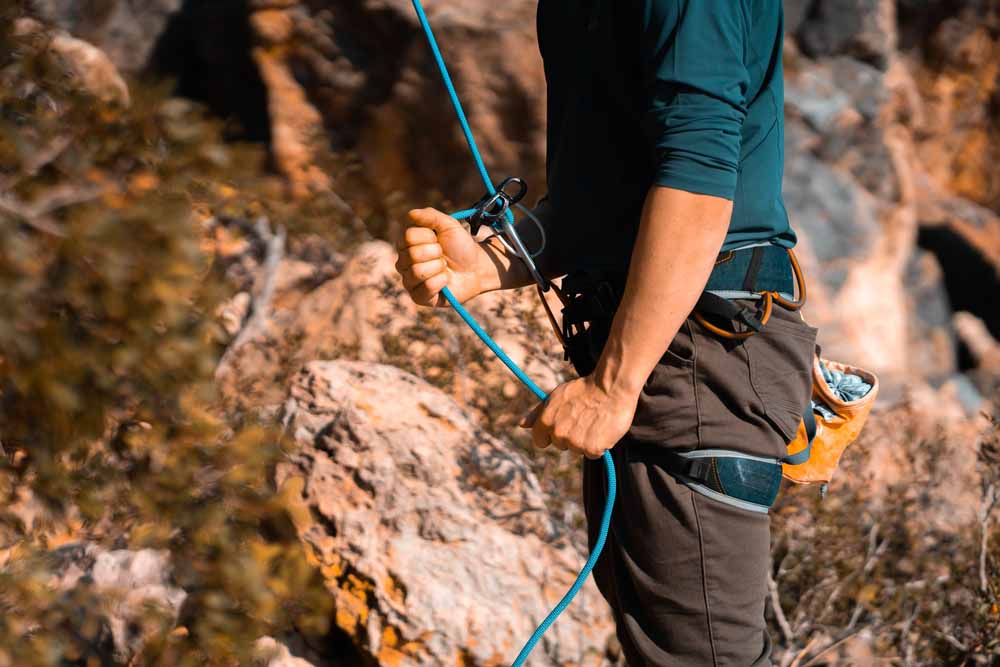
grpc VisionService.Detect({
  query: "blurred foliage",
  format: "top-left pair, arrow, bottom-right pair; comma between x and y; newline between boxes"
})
0,13 -> 331,667
768,413 -> 1000,666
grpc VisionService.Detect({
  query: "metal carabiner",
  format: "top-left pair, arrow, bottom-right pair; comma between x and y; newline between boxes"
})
498,217 -> 550,293
468,177 -> 528,235
467,176 -> 550,293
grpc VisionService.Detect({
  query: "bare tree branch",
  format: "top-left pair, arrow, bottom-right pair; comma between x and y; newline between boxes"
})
900,605 -> 918,667
215,217 -> 286,379
799,625 -> 877,667
788,636 -> 823,667
328,189 -> 366,233
938,631 -> 968,652
980,483 -> 997,594
768,567 -> 796,646
0,134 -> 74,192
24,134 -> 74,177
0,183 -> 104,236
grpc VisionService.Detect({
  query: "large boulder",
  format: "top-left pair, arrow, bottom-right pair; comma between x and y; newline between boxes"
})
276,361 -> 613,666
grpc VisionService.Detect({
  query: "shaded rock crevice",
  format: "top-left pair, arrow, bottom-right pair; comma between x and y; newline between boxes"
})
917,225 -> 1000,342
150,0 -> 271,141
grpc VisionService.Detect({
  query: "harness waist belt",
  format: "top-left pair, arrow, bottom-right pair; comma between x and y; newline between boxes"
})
560,244 -> 800,514
705,244 -> 793,296
560,244 -> 793,327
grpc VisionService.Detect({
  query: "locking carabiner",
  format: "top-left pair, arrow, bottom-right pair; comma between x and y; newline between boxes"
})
468,176 -> 528,235
467,177 -> 550,293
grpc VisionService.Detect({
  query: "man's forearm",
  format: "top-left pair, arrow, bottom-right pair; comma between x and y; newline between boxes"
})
592,186 -> 733,397
475,235 -> 537,292
475,199 -> 562,294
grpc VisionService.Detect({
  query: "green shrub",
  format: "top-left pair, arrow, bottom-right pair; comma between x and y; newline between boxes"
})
0,16 -> 330,667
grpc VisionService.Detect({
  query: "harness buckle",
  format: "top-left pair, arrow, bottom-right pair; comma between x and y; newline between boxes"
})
735,306 -> 764,332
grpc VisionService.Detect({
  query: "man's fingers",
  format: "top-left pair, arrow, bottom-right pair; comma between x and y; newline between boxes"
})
397,243 -> 443,269
550,420 -> 574,452
408,208 -> 462,235
519,402 -> 544,428
402,226 -> 438,248
531,403 -> 556,450
408,259 -> 446,283
400,260 -> 446,289
410,272 -> 449,304
531,422 -> 549,450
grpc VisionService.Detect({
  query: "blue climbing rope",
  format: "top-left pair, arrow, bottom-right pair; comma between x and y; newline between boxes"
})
410,2 -> 617,665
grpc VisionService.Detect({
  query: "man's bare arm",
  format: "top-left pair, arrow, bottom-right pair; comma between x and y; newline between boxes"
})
592,186 -> 732,397
524,185 -> 731,458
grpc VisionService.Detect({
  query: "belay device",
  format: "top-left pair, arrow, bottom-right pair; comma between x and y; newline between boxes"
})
409,2 -> 616,666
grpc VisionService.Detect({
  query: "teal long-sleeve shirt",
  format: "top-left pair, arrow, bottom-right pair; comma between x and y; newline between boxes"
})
528,0 -> 796,277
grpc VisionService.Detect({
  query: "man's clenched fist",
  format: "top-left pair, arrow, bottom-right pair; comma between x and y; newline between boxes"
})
394,207 -> 497,307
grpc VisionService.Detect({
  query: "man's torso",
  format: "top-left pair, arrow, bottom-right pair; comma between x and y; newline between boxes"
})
537,0 -> 794,275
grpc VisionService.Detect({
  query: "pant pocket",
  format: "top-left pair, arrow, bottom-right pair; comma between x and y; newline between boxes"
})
628,320 -> 699,448
744,308 -> 818,443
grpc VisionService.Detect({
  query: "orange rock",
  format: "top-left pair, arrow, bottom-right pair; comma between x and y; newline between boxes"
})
252,47 -> 331,199
251,9 -> 295,45
128,172 -> 160,194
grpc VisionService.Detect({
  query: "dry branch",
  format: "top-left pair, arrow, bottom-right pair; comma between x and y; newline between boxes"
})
980,483 -> 998,594
768,567 -> 796,646
0,183 -> 104,236
215,217 -> 286,378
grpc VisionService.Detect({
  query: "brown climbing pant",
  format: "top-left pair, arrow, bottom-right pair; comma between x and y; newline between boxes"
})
580,302 -> 817,667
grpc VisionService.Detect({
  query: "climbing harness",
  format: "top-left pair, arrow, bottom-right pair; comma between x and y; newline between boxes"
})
558,243 -> 878,513
693,244 -> 807,341
559,245 -> 811,513
410,2 -> 616,665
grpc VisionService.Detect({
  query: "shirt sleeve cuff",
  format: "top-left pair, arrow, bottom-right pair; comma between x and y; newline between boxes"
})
653,169 -> 737,201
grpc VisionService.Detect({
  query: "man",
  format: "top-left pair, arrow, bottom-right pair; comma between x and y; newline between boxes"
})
395,1 -> 817,664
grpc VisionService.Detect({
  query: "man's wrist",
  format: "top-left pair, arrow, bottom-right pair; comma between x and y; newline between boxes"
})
474,237 -> 508,294
476,236 -> 537,293
591,337 -> 649,401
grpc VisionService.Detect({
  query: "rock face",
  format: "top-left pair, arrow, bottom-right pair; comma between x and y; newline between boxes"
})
778,1 -> 1000,396
794,0 -> 898,68
214,236 -> 566,425
246,0 -> 547,202
276,361 -> 612,666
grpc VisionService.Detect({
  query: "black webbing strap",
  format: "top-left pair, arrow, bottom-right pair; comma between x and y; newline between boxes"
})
694,292 -> 764,332
660,452 -> 714,485
742,246 -> 766,293
782,404 -> 816,465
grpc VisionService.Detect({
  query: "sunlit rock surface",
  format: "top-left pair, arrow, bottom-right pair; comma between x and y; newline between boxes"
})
277,361 -> 612,666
